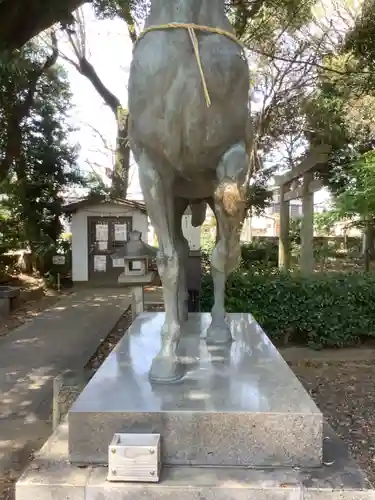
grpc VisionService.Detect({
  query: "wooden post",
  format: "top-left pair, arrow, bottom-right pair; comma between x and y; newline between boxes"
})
301,172 -> 314,274
278,184 -> 290,270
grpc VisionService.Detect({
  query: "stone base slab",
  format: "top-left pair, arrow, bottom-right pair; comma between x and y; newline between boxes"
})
16,421 -> 375,500
69,313 -> 323,467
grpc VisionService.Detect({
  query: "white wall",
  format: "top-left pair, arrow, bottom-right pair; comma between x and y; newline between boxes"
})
71,204 -> 148,282
71,210 -> 87,282
182,214 -> 201,250
146,214 -> 201,250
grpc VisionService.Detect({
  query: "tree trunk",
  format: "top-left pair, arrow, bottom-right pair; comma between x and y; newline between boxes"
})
0,0 -> 82,50
112,108 -> 130,198
73,56 -> 131,198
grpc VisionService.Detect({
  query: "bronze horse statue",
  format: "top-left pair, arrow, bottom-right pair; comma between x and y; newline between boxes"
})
128,0 -> 251,382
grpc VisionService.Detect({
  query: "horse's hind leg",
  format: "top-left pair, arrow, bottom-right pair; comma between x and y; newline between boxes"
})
137,150 -> 183,383
207,142 -> 249,344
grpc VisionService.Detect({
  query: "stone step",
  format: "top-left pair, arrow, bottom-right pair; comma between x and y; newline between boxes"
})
68,312 -> 322,467
16,421 -> 375,500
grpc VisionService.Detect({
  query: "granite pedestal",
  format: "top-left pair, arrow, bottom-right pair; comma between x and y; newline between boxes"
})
16,313 -> 375,499
69,313 -> 323,468
16,419 -> 375,499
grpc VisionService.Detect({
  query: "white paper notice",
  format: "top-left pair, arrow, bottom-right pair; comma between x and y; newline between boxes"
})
97,241 -> 107,251
94,255 -> 106,272
96,224 -> 108,241
114,224 -> 127,241
112,258 -> 124,268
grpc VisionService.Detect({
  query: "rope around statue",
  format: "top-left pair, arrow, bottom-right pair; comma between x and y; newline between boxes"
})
136,23 -> 247,108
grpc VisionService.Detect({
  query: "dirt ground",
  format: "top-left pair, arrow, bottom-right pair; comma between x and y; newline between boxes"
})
0,274 -> 69,338
291,360 -> 375,484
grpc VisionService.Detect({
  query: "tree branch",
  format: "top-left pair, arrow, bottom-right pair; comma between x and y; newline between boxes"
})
76,57 -> 120,115
0,0 -> 84,51
61,13 -> 121,115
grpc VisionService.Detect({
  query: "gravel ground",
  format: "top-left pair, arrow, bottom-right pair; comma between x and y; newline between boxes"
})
291,360 -> 375,484
85,308 -> 133,373
0,291 -> 66,338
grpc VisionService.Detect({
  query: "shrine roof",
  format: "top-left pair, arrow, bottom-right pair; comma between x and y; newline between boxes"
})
62,195 -> 147,214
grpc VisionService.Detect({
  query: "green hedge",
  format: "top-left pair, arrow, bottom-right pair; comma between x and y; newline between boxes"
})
200,270 -> 375,349
201,241 -> 279,272
240,241 -> 278,268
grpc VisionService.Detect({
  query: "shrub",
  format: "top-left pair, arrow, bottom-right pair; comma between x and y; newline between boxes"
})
201,240 -> 279,273
39,238 -> 72,285
200,270 -> 375,349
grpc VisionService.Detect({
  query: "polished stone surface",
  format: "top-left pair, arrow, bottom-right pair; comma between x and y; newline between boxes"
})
69,313 -> 322,467
16,421 -> 375,500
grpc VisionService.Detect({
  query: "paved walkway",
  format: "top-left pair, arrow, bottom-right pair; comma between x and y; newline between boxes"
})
0,288 -> 130,475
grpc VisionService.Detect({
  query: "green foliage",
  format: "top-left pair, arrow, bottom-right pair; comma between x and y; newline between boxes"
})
230,0 -> 316,41
304,11 -> 375,194
240,240 -> 278,268
0,42 -> 85,267
200,270 -> 375,349
0,40 -> 95,284
335,151 -> 375,221
92,0 -> 316,35
314,210 -> 342,235
201,239 -> 279,273
346,0 -> 375,70
289,217 -> 302,244
42,237 -> 72,286
245,183 -> 272,216
92,0 -> 148,22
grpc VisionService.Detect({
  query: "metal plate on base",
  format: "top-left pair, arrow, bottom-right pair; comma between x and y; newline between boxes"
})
107,433 -> 161,483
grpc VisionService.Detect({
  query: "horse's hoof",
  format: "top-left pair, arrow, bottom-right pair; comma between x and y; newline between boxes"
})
148,355 -> 185,384
206,320 -> 233,345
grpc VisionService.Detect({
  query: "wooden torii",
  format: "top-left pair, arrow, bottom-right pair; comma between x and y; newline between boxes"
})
273,145 -> 331,274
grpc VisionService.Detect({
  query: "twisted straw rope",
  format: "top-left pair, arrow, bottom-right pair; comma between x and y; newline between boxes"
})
136,23 -> 246,108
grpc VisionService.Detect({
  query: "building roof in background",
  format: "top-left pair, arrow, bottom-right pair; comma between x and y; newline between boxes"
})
61,195 -> 147,214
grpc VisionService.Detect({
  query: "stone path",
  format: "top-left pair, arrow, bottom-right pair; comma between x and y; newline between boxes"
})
0,288 -> 130,477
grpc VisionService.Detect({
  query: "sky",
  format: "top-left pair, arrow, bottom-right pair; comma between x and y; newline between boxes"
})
60,3 -> 331,205
59,5 -> 143,199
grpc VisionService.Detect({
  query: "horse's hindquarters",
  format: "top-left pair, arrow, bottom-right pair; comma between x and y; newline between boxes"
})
128,31 -> 250,173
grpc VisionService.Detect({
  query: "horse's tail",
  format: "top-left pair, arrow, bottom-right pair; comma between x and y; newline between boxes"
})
190,201 -> 207,227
